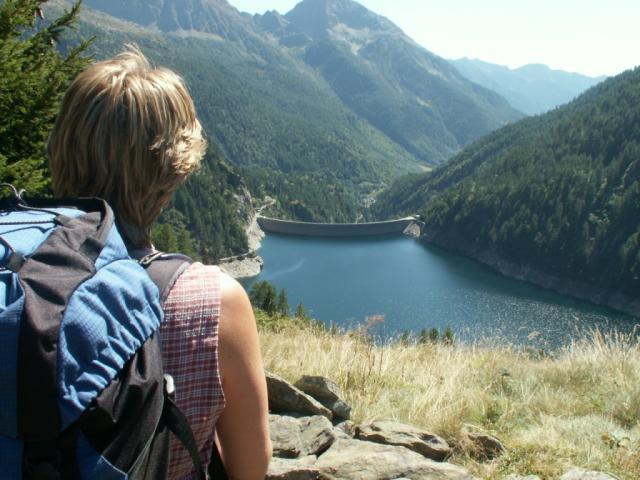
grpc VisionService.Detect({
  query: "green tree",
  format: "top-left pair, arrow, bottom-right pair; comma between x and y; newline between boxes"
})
249,280 -> 277,315
0,0 -> 91,194
294,300 -> 310,321
151,223 -> 179,252
276,288 -> 289,317
429,328 -> 439,343
443,327 -> 455,346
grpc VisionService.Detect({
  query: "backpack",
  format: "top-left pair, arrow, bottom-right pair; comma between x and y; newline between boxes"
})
0,186 -> 209,479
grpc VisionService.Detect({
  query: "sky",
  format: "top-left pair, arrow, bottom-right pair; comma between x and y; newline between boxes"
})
227,0 -> 639,77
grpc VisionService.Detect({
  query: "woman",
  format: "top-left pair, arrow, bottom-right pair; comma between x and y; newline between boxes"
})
47,46 -> 271,480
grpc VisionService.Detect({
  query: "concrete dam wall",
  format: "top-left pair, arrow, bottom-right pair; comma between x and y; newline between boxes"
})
257,216 -> 417,237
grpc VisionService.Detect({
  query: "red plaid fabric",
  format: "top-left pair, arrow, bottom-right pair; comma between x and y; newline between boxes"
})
159,263 -> 225,480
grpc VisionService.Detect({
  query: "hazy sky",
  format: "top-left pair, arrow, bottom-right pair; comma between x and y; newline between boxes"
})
227,0 -> 639,77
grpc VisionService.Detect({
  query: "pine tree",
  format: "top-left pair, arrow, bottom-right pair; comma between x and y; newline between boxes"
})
294,300 -> 310,321
276,288 -> 289,317
0,0 -> 91,194
151,223 -> 179,252
249,280 -> 277,315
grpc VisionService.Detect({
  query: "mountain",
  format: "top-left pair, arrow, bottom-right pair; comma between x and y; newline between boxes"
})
374,68 -> 640,315
451,58 -> 606,115
254,0 -> 523,164
57,0 -> 427,225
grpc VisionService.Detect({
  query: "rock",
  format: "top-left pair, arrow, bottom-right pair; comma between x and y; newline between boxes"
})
461,430 -> 506,460
294,375 -> 352,421
266,372 -> 333,419
220,255 -> 263,279
503,476 -> 541,480
356,420 -> 451,461
266,457 -> 323,480
314,438 -> 477,480
334,420 -> 356,438
560,468 -> 616,480
270,415 -> 337,458
403,222 -> 422,238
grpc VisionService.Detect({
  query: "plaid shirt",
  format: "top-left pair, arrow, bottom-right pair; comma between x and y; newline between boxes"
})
159,263 -> 225,479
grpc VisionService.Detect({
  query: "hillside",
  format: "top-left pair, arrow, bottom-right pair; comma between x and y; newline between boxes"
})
256,0 -> 523,164
375,68 -> 640,315
451,58 -> 606,115
56,0 -> 422,224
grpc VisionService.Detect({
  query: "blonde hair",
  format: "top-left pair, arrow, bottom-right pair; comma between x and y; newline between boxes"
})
48,45 -> 206,246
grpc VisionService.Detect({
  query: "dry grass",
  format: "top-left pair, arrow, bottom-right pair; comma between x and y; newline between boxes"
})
259,318 -> 640,479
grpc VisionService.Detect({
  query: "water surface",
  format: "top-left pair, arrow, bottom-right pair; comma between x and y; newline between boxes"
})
246,234 -> 638,349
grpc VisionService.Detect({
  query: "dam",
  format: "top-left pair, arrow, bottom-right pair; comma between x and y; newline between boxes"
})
257,216 -> 419,237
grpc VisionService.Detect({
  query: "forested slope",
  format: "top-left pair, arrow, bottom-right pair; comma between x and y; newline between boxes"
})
375,69 -> 640,311
55,0 -> 422,223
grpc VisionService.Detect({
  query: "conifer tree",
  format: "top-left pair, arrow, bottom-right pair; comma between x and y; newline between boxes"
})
276,288 -> 289,317
0,0 -> 91,194
294,300 -> 310,321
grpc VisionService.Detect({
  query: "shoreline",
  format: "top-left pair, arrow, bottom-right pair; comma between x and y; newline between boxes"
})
219,206 -> 266,279
422,232 -> 640,319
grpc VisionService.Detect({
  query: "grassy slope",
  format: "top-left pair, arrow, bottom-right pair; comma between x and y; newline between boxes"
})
259,315 -> 640,479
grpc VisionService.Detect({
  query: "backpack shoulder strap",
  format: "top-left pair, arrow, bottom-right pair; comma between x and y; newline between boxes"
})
139,253 -> 193,304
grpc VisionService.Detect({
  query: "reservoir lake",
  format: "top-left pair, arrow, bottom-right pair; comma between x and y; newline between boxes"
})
245,233 -> 638,349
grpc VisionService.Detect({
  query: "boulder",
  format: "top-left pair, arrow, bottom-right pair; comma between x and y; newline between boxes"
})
461,430 -> 506,460
503,476 -> 541,480
294,376 -> 352,421
560,469 -> 616,480
270,415 -> 337,458
314,438 -> 477,480
266,371 -> 333,419
334,420 -> 356,439
356,420 -> 451,461
266,457 -> 323,480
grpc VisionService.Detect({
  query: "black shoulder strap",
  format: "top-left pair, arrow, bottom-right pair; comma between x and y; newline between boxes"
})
140,253 -> 193,305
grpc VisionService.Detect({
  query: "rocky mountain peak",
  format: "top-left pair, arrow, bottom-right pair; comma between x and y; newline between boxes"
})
285,0 -> 402,40
81,0 -> 255,40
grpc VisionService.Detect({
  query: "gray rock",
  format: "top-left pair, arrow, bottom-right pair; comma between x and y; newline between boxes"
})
314,438 -> 477,480
270,415 -> 337,458
356,420 -> 451,461
294,375 -> 352,421
462,431 -> 506,460
266,371 -> 333,419
560,468 -> 616,480
334,420 -> 356,438
503,475 -> 541,480
266,457 -> 323,480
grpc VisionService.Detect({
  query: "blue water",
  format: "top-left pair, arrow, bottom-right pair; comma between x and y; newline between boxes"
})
245,234 -> 638,349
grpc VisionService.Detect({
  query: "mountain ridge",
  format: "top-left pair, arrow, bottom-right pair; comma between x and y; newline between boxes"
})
451,57 -> 606,115
255,0 -> 523,164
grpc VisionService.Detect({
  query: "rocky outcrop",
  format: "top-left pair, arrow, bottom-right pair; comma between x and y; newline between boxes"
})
264,457 -> 322,480
219,255 -> 263,279
294,376 -> 352,421
314,439 -> 476,480
266,371 -> 333,419
461,430 -> 506,460
559,469 -> 616,480
265,372 -> 476,480
270,415 -> 337,458
356,420 -> 451,461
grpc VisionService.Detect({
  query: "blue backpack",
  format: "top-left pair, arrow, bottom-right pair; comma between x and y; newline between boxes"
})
0,186 -> 210,479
